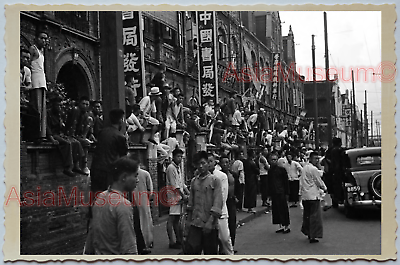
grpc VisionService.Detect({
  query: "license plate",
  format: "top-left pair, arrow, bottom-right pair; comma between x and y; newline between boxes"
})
347,186 -> 361,192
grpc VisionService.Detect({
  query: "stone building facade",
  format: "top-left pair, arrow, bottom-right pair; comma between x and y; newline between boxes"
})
19,10 -> 305,254
142,11 -> 305,130
20,11 -> 101,100
20,10 -> 305,127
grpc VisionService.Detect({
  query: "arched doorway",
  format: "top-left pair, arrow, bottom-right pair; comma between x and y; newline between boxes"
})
56,62 -> 90,100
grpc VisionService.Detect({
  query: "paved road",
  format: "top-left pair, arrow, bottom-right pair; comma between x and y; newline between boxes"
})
234,204 -> 381,256
148,197 -> 380,256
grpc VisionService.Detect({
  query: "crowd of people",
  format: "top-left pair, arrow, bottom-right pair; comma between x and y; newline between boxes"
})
21,25 -> 350,256
82,129 -> 349,254
174,136 -> 348,254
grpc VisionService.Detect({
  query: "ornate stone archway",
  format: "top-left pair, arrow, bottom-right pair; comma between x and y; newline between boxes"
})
55,48 -> 97,100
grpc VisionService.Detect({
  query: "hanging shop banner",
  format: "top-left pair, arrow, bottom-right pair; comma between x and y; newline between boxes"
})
196,11 -> 218,106
272,53 -> 280,101
342,105 -> 352,117
122,11 -> 146,99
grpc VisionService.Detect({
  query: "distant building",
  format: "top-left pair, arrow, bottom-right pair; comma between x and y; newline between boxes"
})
142,11 -> 305,130
21,11 -> 305,129
304,77 -> 363,148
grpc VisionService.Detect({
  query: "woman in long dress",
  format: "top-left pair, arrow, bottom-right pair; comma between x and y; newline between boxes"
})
243,150 -> 259,213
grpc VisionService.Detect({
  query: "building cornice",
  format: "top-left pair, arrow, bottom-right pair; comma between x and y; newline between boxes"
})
21,11 -> 99,44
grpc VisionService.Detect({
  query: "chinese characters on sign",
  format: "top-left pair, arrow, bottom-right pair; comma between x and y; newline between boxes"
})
122,11 -> 145,99
342,106 -> 352,127
272,53 -> 280,101
197,11 -> 218,105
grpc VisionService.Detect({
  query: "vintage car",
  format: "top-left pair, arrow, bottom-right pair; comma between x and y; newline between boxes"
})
343,147 -> 381,217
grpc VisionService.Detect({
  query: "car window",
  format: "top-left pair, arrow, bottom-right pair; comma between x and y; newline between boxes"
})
356,155 -> 381,166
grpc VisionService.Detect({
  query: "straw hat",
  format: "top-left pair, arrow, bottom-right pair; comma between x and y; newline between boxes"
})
149,87 -> 162,96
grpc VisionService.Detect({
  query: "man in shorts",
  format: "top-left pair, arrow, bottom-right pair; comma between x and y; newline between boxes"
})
165,148 -> 189,249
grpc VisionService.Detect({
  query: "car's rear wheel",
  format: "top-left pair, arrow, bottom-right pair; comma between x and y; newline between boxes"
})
368,173 -> 381,199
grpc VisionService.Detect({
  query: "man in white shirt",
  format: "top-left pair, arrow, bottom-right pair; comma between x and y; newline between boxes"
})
259,147 -> 270,207
161,133 -> 179,159
164,86 -> 177,139
165,148 -> 189,249
126,104 -> 146,144
231,150 -> 245,211
279,126 -> 289,139
20,48 -> 32,102
299,152 -> 327,243
284,152 -> 303,208
232,107 -> 243,127
266,130 -> 273,148
247,113 -> 258,130
208,153 -> 234,255
139,87 -> 161,145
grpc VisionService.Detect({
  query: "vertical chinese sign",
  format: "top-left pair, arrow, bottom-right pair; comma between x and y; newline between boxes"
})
272,53 -> 280,101
196,11 -> 218,106
122,11 -> 146,100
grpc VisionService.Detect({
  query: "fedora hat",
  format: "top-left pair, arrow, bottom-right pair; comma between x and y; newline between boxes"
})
149,87 -> 162,96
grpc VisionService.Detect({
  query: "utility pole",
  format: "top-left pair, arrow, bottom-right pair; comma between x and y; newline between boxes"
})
324,12 -> 332,145
364,90 -> 368,146
370,110 -> 373,145
360,110 -> 363,147
350,90 -> 353,147
352,70 -> 356,147
375,120 -> 380,146
376,120 -> 380,136
312,34 -> 319,150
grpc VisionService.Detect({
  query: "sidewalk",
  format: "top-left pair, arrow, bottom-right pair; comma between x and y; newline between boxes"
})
150,194 -> 268,255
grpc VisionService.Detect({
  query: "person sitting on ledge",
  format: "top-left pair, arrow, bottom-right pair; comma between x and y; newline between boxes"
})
20,48 -> 32,103
65,96 -> 92,175
127,104 -> 146,145
138,87 -> 161,145
46,97 -> 85,177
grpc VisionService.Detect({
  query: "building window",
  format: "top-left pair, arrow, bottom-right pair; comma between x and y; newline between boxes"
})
218,28 -> 227,61
230,37 -> 238,67
163,25 -> 177,47
144,16 -> 153,37
54,11 -> 90,34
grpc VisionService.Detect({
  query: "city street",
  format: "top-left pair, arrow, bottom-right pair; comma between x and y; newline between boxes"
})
234,206 -> 381,255
16,10 -> 385,258
151,200 -> 381,256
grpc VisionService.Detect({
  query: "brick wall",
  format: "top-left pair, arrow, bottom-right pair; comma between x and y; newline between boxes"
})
20,143 -> 90,255
20,144 -> 157,255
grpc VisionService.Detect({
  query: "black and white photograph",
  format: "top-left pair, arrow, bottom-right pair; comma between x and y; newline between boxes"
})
6,5 -> 395,260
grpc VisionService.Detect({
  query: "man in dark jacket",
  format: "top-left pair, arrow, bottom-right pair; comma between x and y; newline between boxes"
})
90,109 -> 128,196
325,137 -> 350,208
268,152 -> 291,234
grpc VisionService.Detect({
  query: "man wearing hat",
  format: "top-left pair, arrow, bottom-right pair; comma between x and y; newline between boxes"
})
138,87 -> 161,145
